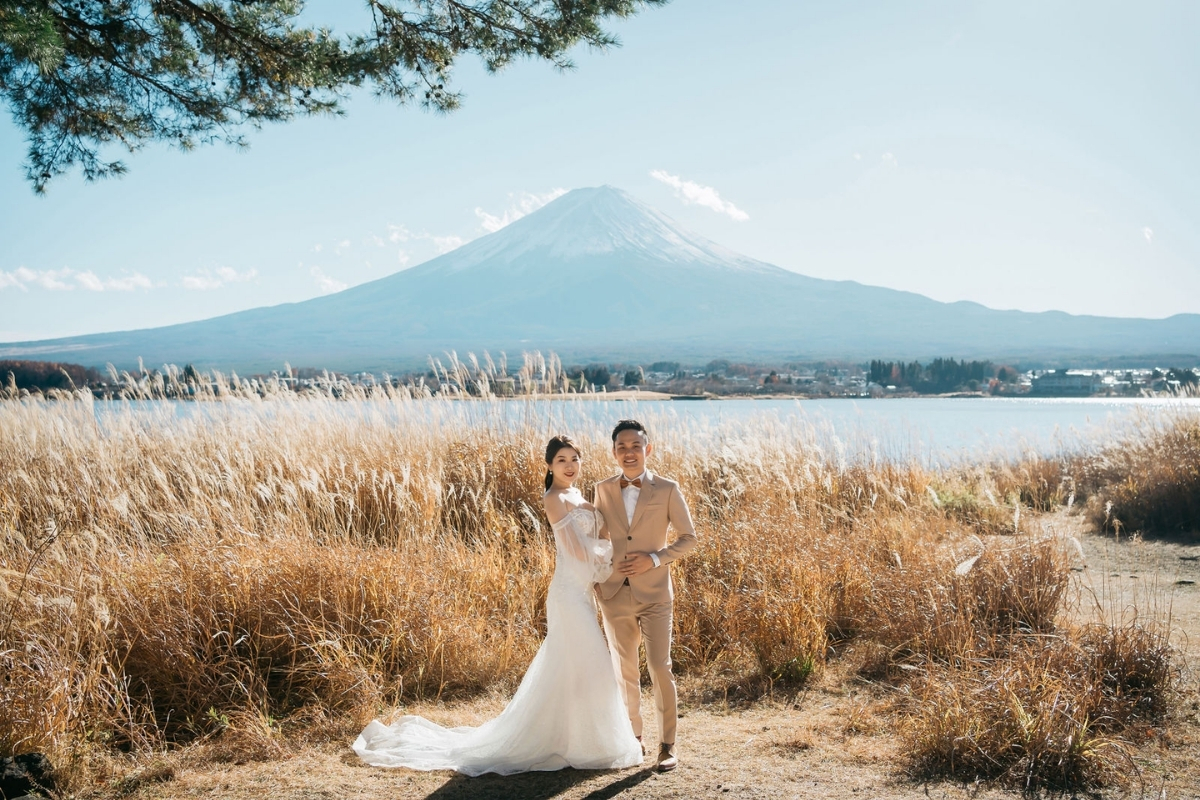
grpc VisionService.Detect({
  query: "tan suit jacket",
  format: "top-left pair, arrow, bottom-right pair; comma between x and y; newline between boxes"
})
594,470 -> 698,604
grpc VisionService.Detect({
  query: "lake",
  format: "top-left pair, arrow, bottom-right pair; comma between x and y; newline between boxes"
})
99,395 -> 1200,465
475,396 -> 1200,465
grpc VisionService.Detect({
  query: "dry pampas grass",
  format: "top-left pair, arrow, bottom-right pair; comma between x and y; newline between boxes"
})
0,385 -> 1189,791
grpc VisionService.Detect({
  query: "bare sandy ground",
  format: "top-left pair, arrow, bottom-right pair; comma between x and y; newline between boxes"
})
104,514 -> 1200,800
109,689 -> 1042,800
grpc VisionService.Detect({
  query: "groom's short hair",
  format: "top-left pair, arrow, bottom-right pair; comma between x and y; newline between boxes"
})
611,419 -> 648,442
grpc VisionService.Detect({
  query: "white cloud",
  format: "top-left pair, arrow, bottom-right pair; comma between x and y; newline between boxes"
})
182,266 -> 257,291
372,191 -> 564,268
649,170 -> 749,221
431,235 -> 465,254
310,266 -> 347,294
103,272 -> 154,291
475,188 -> 568,233
312,240 -> 353,256
20,267 -> 73,290
1142,226 -> 1154,244
216,267 -> 253,283
0,266 -> 152,292
183,274 -> 222,291
373,217 -> 476,263
854,152 -> 862,161
881,152 -> 899,167
75,271 -> 105,291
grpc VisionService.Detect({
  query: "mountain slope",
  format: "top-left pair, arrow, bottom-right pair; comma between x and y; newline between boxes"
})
3,186 -> 1198,371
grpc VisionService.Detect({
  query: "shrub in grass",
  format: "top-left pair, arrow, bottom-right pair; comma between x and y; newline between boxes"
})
905,622 -> 1174,791
1078,411 -> 1200,538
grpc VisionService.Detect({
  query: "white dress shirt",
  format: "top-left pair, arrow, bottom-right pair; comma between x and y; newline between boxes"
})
620,471 -> 660,568
621,470 -> 644,524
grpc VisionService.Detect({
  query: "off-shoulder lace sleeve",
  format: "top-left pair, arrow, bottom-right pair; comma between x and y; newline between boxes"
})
551,508 -> 614,583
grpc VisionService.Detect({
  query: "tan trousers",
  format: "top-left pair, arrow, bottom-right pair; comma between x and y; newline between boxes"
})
597,584 -> 677,745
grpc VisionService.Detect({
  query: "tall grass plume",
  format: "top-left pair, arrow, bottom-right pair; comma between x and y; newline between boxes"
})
0,389 -> 1186,791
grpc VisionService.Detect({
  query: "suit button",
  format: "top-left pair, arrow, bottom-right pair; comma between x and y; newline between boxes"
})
627,536 -> 632,540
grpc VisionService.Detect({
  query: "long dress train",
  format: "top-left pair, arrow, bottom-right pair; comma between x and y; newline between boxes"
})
352,502 -> 642,776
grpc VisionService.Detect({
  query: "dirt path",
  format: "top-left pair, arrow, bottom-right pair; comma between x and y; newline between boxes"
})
107,518 -> 1200,800
111,693 -> 1027,800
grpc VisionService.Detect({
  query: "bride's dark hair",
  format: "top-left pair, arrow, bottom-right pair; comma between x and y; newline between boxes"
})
544,435 -> 581,491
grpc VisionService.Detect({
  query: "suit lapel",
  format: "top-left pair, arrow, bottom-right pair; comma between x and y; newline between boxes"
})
629,470 -> 655,532
603,479 -> 629,536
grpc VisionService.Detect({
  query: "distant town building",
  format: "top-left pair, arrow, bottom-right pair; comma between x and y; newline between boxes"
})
1030,370 -> 1102,396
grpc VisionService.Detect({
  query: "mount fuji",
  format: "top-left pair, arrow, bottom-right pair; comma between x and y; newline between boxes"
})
4,186 -> 1198,371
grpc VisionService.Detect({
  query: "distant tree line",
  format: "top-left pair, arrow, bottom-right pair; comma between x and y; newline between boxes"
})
565,364 -> 613,389
8,356 -> 1194,399
1156,367 -> 1199,386
868,358 -> 1015,393
2,359 -> 104,390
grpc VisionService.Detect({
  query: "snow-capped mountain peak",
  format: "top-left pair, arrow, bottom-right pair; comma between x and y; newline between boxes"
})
6,185 -> 1199,373
412,186 -> 778,275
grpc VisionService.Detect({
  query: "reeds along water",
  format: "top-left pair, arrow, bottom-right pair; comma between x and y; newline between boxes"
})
0,389 -> 1188,790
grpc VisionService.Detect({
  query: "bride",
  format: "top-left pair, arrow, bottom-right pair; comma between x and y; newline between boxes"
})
353,435 -> 643,776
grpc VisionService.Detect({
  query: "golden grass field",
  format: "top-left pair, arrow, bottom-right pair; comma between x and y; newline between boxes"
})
1,379 -> 1197,796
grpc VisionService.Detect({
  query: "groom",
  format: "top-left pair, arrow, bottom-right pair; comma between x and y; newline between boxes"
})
594,419 -> 698,772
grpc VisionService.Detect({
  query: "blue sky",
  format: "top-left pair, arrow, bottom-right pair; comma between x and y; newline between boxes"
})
2,0 -> 1198,342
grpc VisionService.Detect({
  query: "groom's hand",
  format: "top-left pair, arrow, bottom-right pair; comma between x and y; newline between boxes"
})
618,552 -> 654,576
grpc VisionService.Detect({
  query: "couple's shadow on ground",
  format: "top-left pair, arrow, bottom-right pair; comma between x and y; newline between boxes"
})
425,765 -> 657,800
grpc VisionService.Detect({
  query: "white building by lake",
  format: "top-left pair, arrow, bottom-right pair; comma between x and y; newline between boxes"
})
1030,370 -> 1103,396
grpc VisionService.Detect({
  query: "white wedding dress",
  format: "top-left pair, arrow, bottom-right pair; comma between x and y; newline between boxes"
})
353,497 -> 642,776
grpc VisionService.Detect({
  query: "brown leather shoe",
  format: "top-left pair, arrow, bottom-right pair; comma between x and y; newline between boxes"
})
636,736 -> 645,756
656,742 -> 677,772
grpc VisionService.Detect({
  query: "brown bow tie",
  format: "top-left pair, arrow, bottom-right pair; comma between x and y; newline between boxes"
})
619,477 -> 642,489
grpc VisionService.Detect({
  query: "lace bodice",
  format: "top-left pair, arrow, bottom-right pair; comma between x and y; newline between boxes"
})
550,505 -> 614,585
